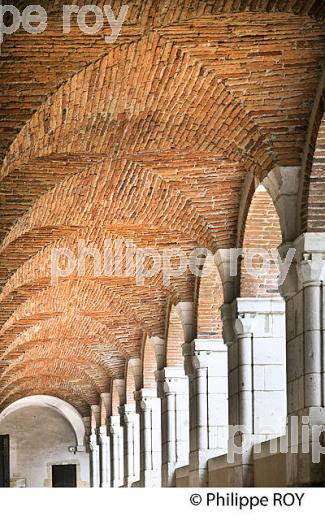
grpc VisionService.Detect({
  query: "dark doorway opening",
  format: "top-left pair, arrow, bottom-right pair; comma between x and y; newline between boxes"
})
0,435 -> 10,487
52,464 -> 77,488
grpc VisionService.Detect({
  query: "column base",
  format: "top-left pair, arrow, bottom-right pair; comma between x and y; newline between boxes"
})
189,448 -> 227,487
162,460 -> 189,487
140,469 -> 161,487
286,408 -> 325,486
124,476 -> 140,487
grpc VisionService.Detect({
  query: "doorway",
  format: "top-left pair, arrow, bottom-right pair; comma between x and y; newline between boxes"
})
0,435 -> 10,487
52,464 -> 77,487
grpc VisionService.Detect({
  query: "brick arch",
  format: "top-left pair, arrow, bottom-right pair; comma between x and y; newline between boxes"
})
240,186 -> 282,297
1,315 -> 130,379
1,31 -> 272,181
165,305 -> 184,368
0,0 -> 323,165
1,3 -> 325,419
1,337 -> 119,375
0,361 -> 100,403
12,312 -> 135,359
196,254 -> 224,339
0,228 -> 199,350
1,11 -> 324,255
0,387 -> 90,417
142,335 -> 157,390
111,383 -> 119,417
125,361 -> 136,404
125,359 -> 142,404
0,277 -> 145,335
0,377 -> 95,414
0,256 -> 183,350
301,95 -> 325,232
0,278 -> 153,357
0,159 -> 215,268
0,354 -> 108,396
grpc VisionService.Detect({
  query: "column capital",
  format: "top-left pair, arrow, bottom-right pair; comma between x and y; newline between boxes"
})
163,367 -> 187,394
120,403 -> 137,423
109,414 -> 122,434
183,338 -> 227,373
222,297 -> 285,339
192,339 -> 227,370
89,433 -> 99,451
294,234 -> 325,287
98,425 -> 109,444
134,388 -> 160,411
157,367 -> 187,394
235,313 -> 256,337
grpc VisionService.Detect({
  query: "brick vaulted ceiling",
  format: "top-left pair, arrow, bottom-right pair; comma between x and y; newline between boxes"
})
0,0 -> 325,415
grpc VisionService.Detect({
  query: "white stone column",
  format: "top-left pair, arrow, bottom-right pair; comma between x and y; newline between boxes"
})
121,403 -> 140,487
221,297 -> 286,486
135,389 -> 162,487
156,367 -> 189,487
89,433 -> 100,488
98,426 -> 111,487
281,233 -> 325,485
109,415 -> 124,487
183,339 -> 228,487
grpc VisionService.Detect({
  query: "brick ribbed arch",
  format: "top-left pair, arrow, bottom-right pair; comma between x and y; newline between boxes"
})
1,383 -> 89,417
125,362 -> 135,404
0,343 -> 111,392
240,187 -> 282,297
196,254 -> 224,338
301,97 -> 325,231
165,305 -> 184,368
142,336 -> 157,389
1,0 -> 324,167
0,363 -> 100,406
0,383 -> 91,417
1,2 -> 325,410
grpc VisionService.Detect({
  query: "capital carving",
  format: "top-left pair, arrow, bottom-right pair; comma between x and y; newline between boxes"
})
109,415 -> 122,434
89,433 -> 99,451
235,313 -> 256,337
296,252 -> 325,286
98,425 -> 109,444
294,233 -> 325,288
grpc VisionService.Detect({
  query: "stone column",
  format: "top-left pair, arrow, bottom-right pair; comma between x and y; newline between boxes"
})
89,405 -> 100,488
98,426 -> 111,487
221,296 -> 286,486
109,415 -> 124,487
121,403 -> 140,487
281,233 -> 325,485
183,339 -> 228,487
89,433 -> 100,487
135,388 -> 162,487
156,367 -> 189,487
